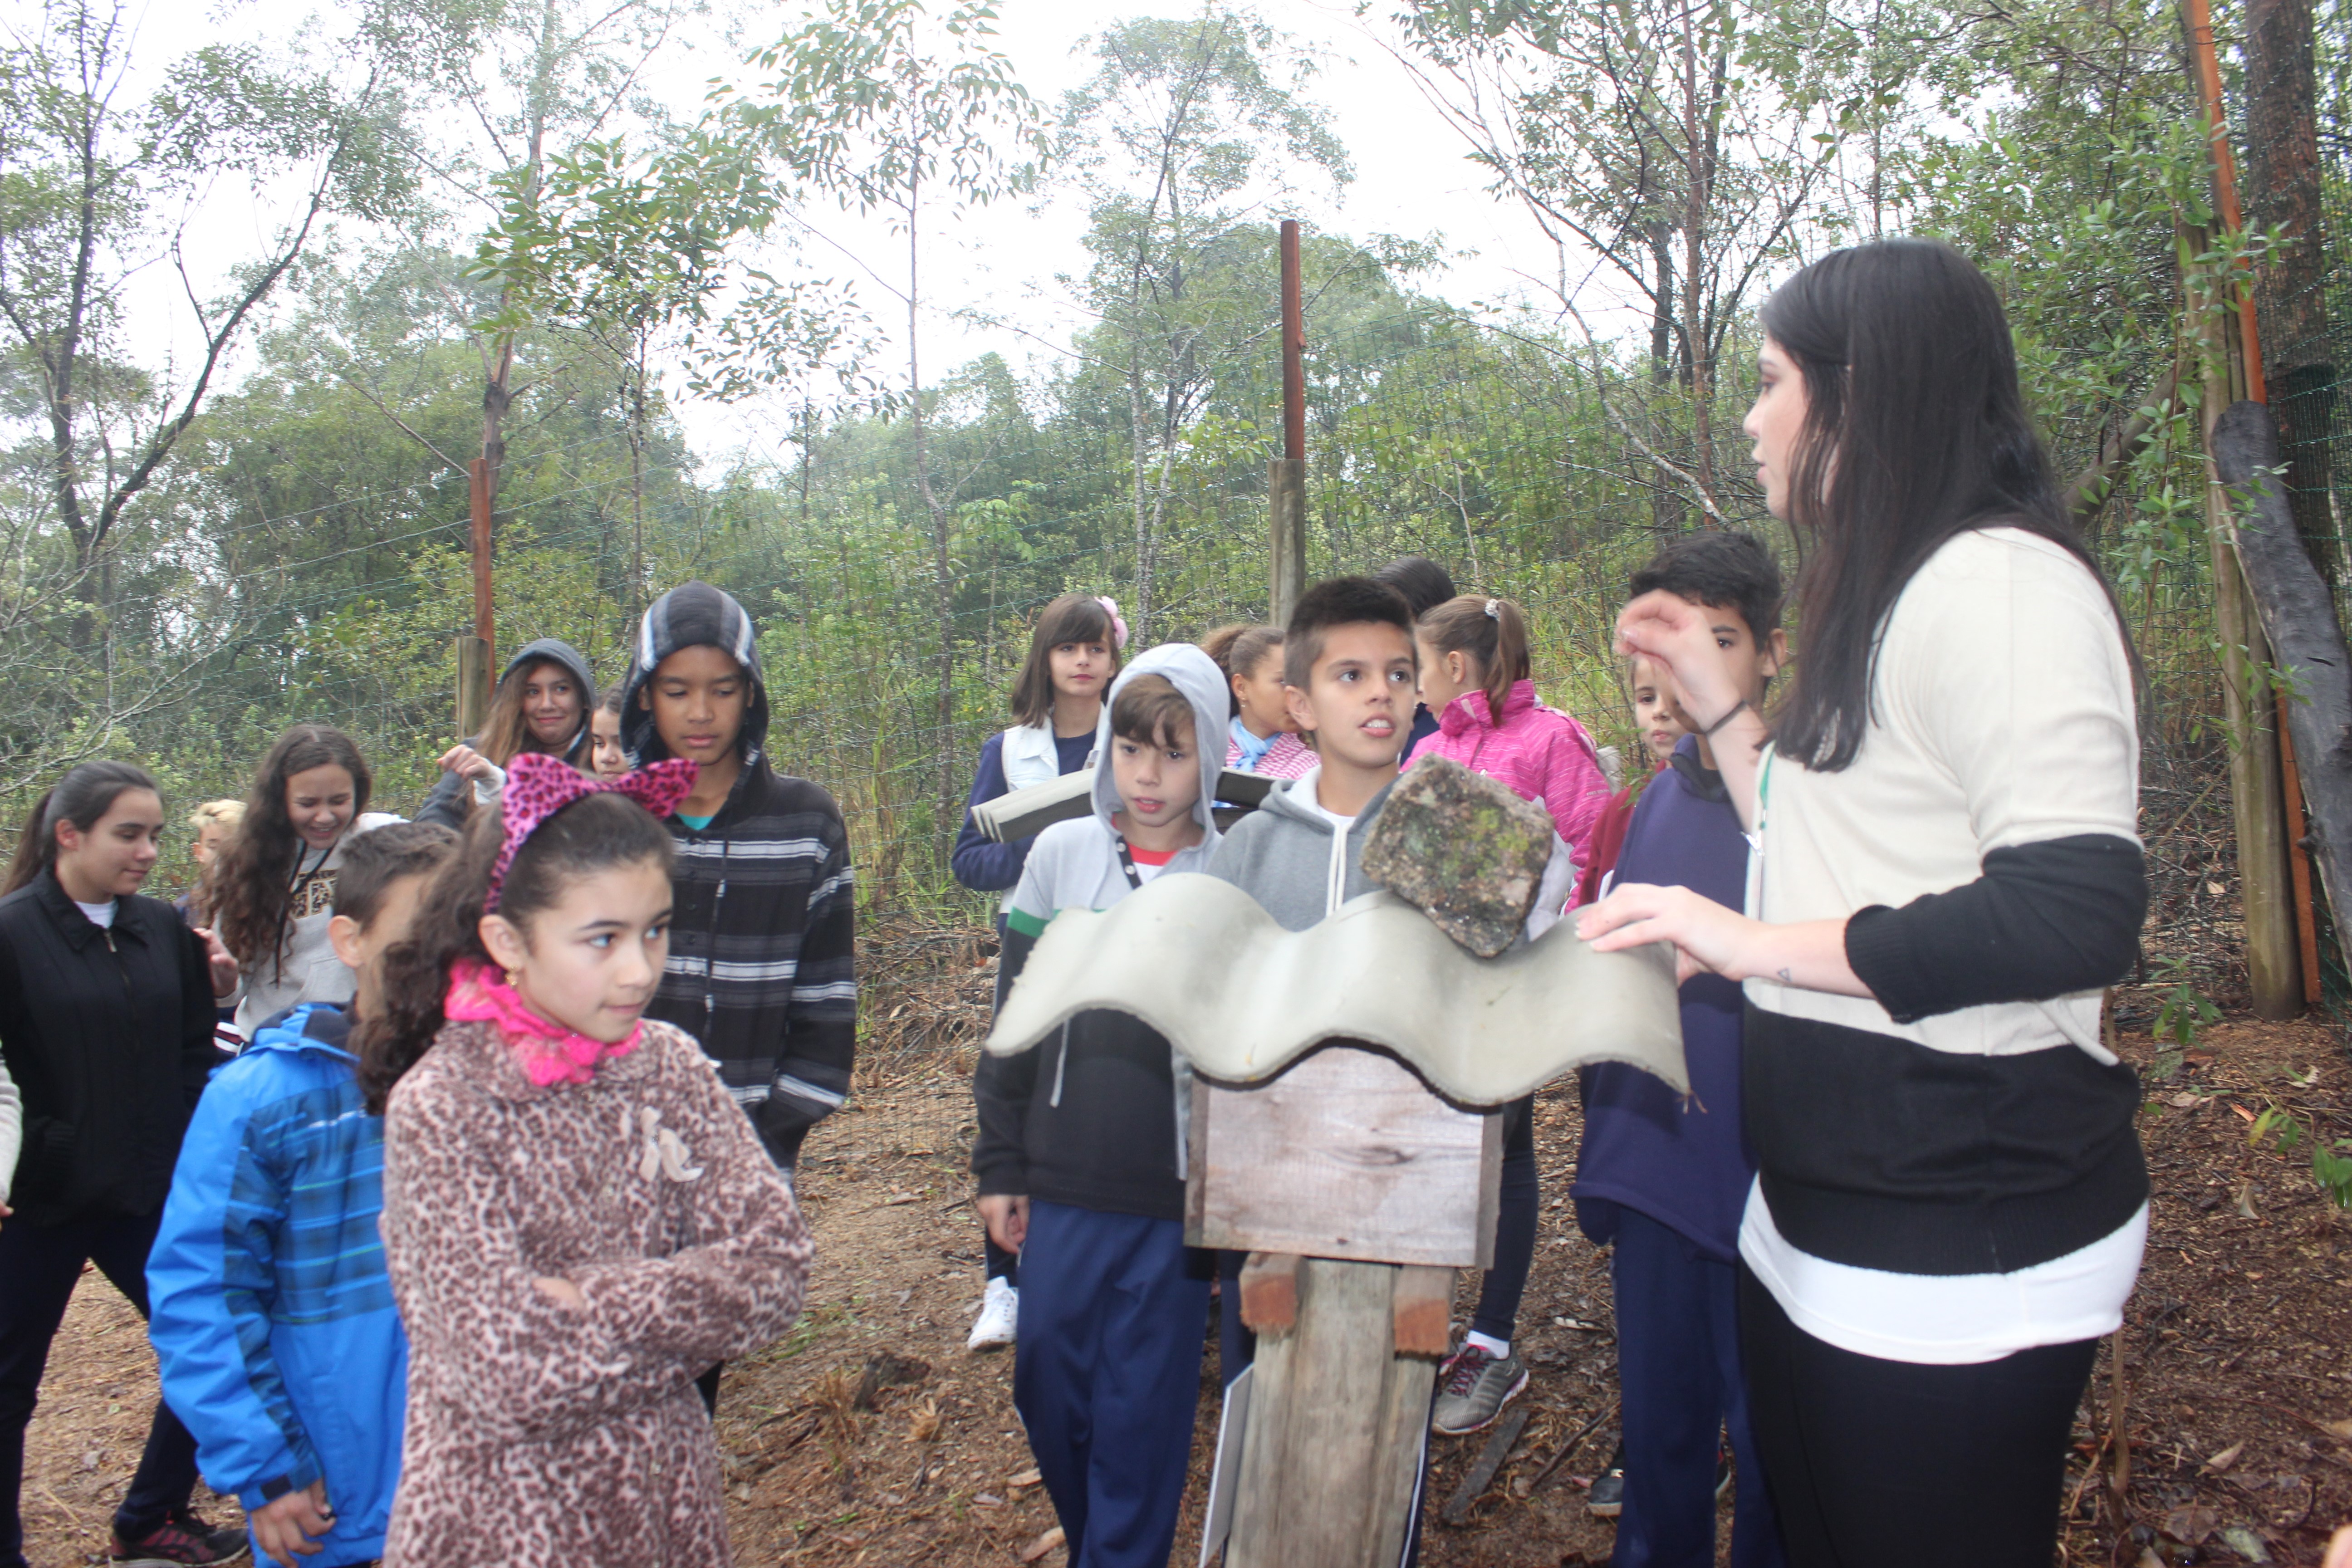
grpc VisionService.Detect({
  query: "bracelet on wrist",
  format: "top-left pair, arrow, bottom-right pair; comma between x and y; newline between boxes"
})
1699,698 -> 1750,737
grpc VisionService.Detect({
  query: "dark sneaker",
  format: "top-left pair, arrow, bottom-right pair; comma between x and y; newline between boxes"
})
109,1508 -> 249,1566
1430,1344 -> 1529,1436
1588,1441 -> 1627,1518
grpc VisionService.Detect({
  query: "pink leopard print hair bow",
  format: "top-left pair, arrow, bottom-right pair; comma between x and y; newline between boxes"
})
486,751 -> 698,911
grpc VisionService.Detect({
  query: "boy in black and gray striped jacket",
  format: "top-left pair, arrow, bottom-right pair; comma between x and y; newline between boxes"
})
618,580 -> 856,1175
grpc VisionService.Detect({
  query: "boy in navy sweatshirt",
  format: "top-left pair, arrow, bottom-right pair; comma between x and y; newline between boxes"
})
972,644 -> 1230,1568
1573,532 -> 1788,1568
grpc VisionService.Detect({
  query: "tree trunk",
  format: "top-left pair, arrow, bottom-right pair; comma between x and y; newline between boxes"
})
1648,222 -> 1686,534
1130,348 -> 1156,640
2243,0 -> 2336,582
2189,230 -> 2305,1017
905,164 -> 958,867
627,345 -> 648,628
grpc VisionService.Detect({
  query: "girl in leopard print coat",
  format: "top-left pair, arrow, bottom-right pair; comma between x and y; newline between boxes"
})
362,758 -> 812,1568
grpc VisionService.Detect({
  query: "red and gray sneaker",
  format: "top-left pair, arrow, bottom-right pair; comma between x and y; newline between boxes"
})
1430,1343 -> 1530,1436
109,1507 -> 250,1565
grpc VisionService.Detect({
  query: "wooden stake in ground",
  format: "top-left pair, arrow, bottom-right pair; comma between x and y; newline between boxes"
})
1269,218 -> 1308,626
2184,216 -> 2304,1018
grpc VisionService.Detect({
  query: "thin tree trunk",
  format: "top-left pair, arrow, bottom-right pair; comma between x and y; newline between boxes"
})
1648,221 -> 1684,534
2244,0 -> 2336,581
627,342 -> 648,627
904,159 -> 957,861
1130,348 -> 1156,639
1678,21 -> 1718,506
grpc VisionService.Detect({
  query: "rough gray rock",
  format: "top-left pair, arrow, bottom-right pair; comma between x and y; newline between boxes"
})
1362,755 -> 1555,958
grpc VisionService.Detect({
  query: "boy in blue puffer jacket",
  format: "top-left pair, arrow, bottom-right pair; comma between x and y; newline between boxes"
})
147,822 -> 455,1568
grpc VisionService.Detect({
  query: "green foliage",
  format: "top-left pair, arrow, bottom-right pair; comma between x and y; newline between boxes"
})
2249,1101 -> 2352,1213
2315,1140 -> 2352,1210
2151,953 -> 2223,1054
0,0 -> 2332,945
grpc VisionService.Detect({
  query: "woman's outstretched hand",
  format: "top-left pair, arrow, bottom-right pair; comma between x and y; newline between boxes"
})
1577,885 -> 1875,1001
1577,882 -> 1757,985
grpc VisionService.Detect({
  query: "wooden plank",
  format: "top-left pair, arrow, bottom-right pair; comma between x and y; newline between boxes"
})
1391,1266 -> 1454,1357
1229,1259 -> 1430,1568
1240,1252 -> 1305,1338
1191,1045 -> 1500,1269
1439,1403 -> 1530,1526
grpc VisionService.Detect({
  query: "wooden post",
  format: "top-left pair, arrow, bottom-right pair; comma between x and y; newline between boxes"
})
1269,219 -> 1308,625
457,456 -> 495,737
1227,1259 -> 1435,1568
1191,1048 -> 1498,1567
2189,225 -> 2303,1018
455,634 -> 492,740
2186,0 -> 2268,405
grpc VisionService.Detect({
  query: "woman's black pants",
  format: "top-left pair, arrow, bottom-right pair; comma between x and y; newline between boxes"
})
0,1211 -> 200,1568
1737,1264 -> 2097,1568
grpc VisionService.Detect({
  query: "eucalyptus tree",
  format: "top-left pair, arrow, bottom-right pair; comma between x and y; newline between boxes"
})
722,0 -> 1048,844
1395,0 -> 1888,523
1054,6 -> 1350,638
0,0 -> 417,583
466,124 -> 867,620
361,0 -> 706,509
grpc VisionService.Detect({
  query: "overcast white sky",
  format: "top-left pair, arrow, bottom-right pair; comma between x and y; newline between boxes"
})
113,0 -> 1607,465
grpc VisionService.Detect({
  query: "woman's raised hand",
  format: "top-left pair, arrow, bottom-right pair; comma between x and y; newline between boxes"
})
1616,590 -> 1744,731
436,743 -> 498,783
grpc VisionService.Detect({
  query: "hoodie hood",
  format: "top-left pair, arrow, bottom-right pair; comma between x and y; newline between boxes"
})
618,581 -> 770,767
500,637 -> 598,761
244,1000 -> 355,1062
1090,644 -> 1230,846
502,637 -> 598,705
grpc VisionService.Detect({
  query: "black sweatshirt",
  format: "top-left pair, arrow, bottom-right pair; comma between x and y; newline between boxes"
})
0,870 -> 221,1226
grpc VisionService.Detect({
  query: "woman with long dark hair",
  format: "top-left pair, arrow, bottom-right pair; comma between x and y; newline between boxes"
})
0,762 -> 246,1568
1581,240 -> 2146,1567
207,726 -> 401,1036
414,639 -> 598,828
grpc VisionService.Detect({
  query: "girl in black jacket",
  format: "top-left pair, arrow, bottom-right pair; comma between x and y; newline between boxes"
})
0,762 -> 245,1568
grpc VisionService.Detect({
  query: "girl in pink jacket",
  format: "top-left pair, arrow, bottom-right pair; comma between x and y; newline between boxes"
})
1406,594 -> 1612,1440
1406,594 -> 1612,917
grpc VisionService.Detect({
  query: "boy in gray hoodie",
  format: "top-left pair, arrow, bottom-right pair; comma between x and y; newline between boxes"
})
1200,574 -> 1422,1417
971,643 -> 1230,1568
1206,576 -> 1420,928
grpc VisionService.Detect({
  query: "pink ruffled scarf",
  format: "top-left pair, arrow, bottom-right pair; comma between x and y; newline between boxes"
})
446,957 -> 641,1088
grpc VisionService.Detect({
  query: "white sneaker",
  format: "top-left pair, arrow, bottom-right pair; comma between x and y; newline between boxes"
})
967,1276 -> 1019,1352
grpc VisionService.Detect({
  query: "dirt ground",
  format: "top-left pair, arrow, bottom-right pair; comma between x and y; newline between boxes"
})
18,930 -> 2352,1567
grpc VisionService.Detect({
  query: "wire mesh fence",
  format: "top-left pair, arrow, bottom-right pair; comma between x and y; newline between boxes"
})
12,300 -> 2258,1032
24,4 -> 2352,1040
